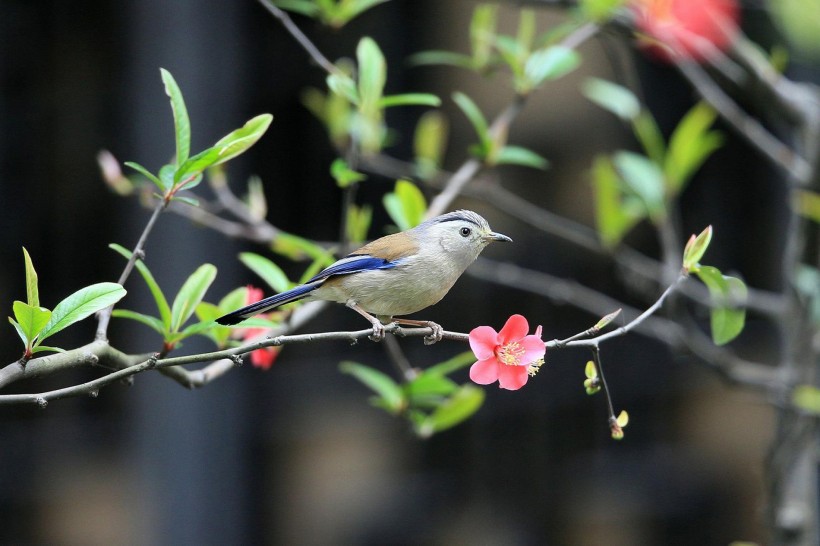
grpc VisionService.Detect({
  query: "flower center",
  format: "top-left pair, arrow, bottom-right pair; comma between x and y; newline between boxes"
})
496,341 -> 526,366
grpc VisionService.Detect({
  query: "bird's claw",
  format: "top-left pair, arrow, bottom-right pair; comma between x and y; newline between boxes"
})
369,322 -> 386,342
423,322 -> 444,345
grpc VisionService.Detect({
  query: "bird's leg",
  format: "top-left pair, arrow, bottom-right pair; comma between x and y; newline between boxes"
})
346,301 -> 386,342
394,318 -> 443,345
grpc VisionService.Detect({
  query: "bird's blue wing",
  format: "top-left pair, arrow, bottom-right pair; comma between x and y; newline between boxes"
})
305,255 -> 402,283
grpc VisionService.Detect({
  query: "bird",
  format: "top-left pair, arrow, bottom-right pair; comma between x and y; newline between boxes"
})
216,210 -> 512,342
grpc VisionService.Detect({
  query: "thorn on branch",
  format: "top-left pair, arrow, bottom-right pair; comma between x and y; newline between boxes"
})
35,397 -> 48,409
230,354 -> 244,367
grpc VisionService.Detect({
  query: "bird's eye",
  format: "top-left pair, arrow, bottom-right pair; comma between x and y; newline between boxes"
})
459,227 -> 472,237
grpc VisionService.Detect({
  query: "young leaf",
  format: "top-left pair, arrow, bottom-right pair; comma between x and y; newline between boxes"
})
12,301 -> 51,344
377,93 -> 441,109
664,102 -> 723,193
22,247 -> 39,307
408,50 -> 476,70
357,37 -> 387,115
415,385 -> 485,438
383,179 -> 427,231
111,309 -> 167,335
582,78 -> 640,121
175,114 -> 273,183
470,4 -> 499,69
38,283 -> 127,342
160,68 -> 191,166
494,145 -> 549,169
414,110 -> 448,177
591,155 -> 644,247
696,266 -> 747,345
327,73 -> 360,105
452,92 -> 490,154
523,46 -> 580,90
682,225 -> 713,272
109,243 -> 172,329
340,361 -> 404,414
124,161 -> 164,190
612,151 -> 666,220
170,264 -> 217,332
423,351 -> 476,376
330,158 -> 367,188
239,253 -> 291,293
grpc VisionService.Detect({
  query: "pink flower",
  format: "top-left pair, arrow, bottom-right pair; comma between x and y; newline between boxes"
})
469,315 -> 546,390
240,285 -> 281,371
632,0 -> 740,62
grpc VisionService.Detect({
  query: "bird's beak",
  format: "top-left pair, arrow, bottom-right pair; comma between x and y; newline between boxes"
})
484,231 -> 512,243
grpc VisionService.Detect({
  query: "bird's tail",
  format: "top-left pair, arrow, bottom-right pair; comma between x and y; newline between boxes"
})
215,282 -> 319,325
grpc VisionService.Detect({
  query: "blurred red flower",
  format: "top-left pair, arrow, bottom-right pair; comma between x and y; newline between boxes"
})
469,314 -> 546,391
632,0 -> 740,62
240,286 -> 280,370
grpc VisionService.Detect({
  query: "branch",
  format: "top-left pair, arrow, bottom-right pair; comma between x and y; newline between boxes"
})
256,0 -> 338,75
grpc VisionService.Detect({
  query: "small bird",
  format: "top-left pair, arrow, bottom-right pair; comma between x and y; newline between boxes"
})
216,210 -> 512,342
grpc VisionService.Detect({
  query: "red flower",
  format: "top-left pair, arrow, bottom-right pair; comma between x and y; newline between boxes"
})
632,0 -> 740,62
240,285 -> 280,370
469,314 -> 546,390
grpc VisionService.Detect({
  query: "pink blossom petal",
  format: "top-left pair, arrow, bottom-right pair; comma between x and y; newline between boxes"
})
469,326 -> 499,360
469,358 -> 500,385
519,334 -> 547,364
246,285 -> 264,304
497,363 -> 529,390
497,314 -> 529,345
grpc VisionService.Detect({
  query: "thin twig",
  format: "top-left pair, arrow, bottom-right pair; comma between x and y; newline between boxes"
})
95,200 -> 167,340
256,0 -> 339,75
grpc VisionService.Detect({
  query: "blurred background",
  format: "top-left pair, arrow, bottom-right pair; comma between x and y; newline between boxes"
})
1,0 -> 813,544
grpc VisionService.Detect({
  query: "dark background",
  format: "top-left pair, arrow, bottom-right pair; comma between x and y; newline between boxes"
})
0,1 -> 805,544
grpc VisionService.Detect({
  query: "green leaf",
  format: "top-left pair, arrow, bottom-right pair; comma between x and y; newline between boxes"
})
330,158 -> 367,188
12,301 -> 51,344
239,253 -> 291,293
632,111 -> 666,166
271,232 -> 335,264
494,145 -> 549,169
523,46 -> 580,90
160,68 -> 191,166
415,385 -> 485,438
175,114 -> 273,183
109,243 -> 172,329
796,190 -> 820,224
377,93 -> 441,109
423,351 -> 476,376
470,4 -> 498,69
582,78 -> 641,121
274,0 -> 321,17
664,102 -> 723,193
357,37 -> 386,114
111,309 -> 167,335
696,266 -> 747,345
346,204 -> 373,244
30,345 -> 65,355
579,0 -> 627,21
682,225 -> 713,271
38,283 -> 127,342
170,264 -> 217,332
413,110 -> 448,177
383,179 -> 427,230
452,92 -> 490,154
22,247 -> 39,307
594,308 -> 622,330
612,151 -> 666,220
408,50 -> 476,69
340,361 -> 404,414
124,161 -> 164,190
591,155 -> 645,247
793,385 -> 820,415
405,374 -> 459,407
327,73 -> 360,105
